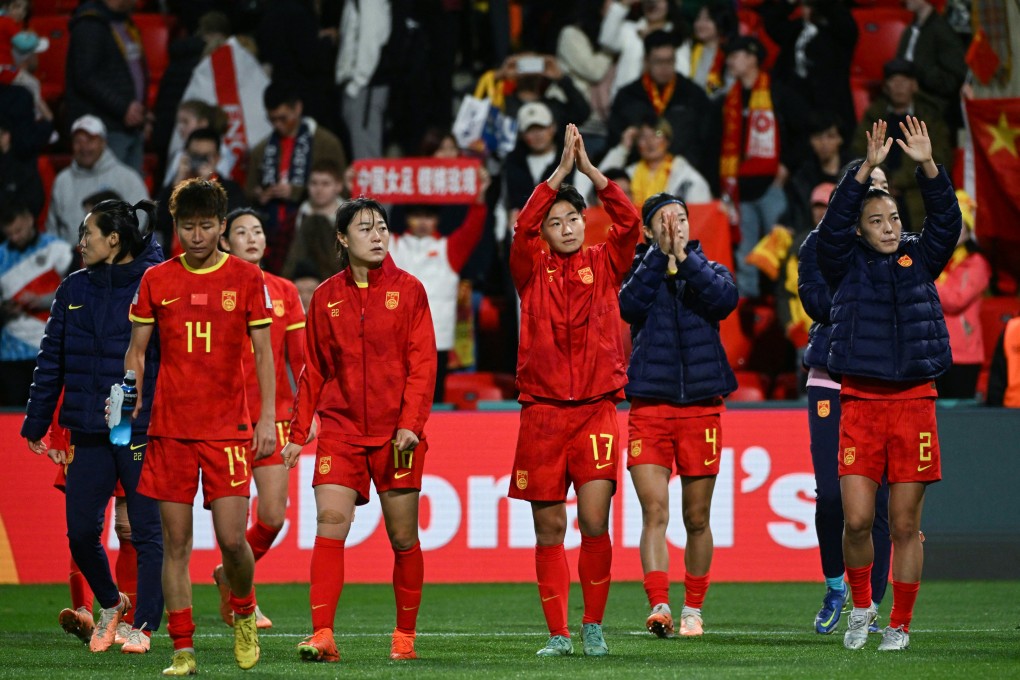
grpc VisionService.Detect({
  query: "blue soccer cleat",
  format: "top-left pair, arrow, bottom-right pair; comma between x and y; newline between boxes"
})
814,585 -> 849,634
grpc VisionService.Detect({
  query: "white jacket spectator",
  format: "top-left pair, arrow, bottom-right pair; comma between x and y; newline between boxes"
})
335,0 -> 391,159
598,0 -> 685,98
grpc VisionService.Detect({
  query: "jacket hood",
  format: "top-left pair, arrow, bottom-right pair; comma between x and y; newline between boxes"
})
86,233 -> 164,287
72,147 -> 120,176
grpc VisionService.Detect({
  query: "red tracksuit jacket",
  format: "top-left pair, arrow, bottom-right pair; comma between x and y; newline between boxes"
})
510,180 -> 642,402
289,255 -> 436,446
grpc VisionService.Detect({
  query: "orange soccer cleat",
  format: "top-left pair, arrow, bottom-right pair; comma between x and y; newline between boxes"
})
390,629 -> 417,660
298,628 -> 340,662
59,607 -> 95,645
211,564 -> 233,627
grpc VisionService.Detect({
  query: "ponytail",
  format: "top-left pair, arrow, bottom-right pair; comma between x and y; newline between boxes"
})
82,198 -> 156,264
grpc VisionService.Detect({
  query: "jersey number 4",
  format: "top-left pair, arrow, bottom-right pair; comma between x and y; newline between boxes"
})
185,321 -> 212,353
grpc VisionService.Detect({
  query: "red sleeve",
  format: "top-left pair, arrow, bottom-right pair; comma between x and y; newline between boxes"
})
597,180 -> 643,284
245,265 -> 272,330
510,182 -> 557,291
128,269 -> 155,323
288,288 -> 329,445
446,204 -> 487,272
48,390 -> 68,451
284,281 -> 306,374
936,255 -> 991,315
397,283 -> 437,435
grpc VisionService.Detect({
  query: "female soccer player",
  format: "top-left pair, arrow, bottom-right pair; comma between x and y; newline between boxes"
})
282,198 -> 436,663
21,199 -> 165,654
817,118 -> 961,651
508,124 -> 641,657
619,193 -> 737,638
212,208 -> 305,629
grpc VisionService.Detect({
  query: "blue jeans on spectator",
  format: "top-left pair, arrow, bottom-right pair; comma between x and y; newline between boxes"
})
735,183 -> 788,298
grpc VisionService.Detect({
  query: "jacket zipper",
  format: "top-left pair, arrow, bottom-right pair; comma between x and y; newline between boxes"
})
890,257 -> 899,379
565,259 -> 573,400
360,279 -> 368,433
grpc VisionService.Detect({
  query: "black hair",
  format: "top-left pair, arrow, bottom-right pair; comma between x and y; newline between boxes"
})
79,199 -> 157,265
405,204 -> 440,217
839,158 -> 886,185
698,1 -> 738,43
417,127 -> 457,157
186,126 -> 222,150
263,80 -> 302,110
169,178 -> 229,222
310,158 -> 343,180
335,197 -> 388,271
223,207 -> 266,241
569,1 -> 604,47
81,189 -> 123,211
643,29 -> 678,56
807,110 -> 843,137
0,196 -> 33,227
859,187 -> 897,226
603,167 -> 631,184
551,184 -> 586,216
642,191 -> 688,229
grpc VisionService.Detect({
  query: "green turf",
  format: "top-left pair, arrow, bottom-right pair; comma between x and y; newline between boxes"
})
1,581 -> 1018,678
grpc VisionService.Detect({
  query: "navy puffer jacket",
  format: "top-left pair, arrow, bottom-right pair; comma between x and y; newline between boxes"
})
797,229 -> 833,370
816,164 -> 961,381
21,235 -> 163,440
620,241 -> 738,403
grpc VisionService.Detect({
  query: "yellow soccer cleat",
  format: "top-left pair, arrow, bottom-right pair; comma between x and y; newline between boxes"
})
161,650 -> 197,676
233,612 -> 261,670
390,629 -> 417,660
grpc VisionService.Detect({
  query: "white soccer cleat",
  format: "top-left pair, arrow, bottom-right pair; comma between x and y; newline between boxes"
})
877,625 -> 910,651
843,605 -> 877,650
679,606 -> 704,637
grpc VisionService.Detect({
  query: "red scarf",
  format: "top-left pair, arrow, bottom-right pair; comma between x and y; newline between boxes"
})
642,73 -> 676,116
720,72 -> 779,203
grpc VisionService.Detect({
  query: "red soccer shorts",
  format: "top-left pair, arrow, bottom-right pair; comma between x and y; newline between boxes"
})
627,404 -> 722,477
508,398 -> 621,502
838,397 -> 941,484
252,420 -> 290,469
311,436 -> 429,505
139,437 -> 252,507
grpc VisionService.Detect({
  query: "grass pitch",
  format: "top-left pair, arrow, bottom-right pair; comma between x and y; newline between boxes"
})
1,581 -> 1018,678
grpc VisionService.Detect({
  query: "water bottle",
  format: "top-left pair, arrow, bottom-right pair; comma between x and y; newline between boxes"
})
109,370 -> 137,446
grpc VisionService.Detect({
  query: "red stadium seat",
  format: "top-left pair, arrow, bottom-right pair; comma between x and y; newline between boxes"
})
850,77 -> 874,122
444,372 -> 509,410
851,8 -> 913,83
30,0 -> 79,15
28,15 -> 70,103
36,153 -> 72,231
728,385 -> 766,402
133,13 -> 170,107
770,372 -> 801,400
733,370 -> 767,394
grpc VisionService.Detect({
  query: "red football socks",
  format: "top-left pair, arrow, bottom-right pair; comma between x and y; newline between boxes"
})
643,570 -> 670,608
167,607 -> 195,650
889,580 -> 920,632
310,535 -> 345,631
393,541 -> 424,634
578,532 -> 612,625
845,563 -> 874,609
684,571 -> 711,609
69,559 -> 93,612
535,543 -> 570,637
116,539 -> 137,624
246,519 -> 281,563
229,587 -> 256,617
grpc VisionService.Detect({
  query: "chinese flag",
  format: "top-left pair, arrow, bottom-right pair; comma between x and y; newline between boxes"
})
966,98 -> 1020,291
966,29 -> 1001,85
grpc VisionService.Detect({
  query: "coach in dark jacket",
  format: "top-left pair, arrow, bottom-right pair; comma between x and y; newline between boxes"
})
65,0 -> 149,171
620,197 -> 737,404
816,155 -> 961,383
798,231 -> 833,372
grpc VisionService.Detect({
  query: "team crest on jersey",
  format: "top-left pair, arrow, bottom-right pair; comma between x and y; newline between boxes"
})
318,456 -> 332,475
578,267 -> 594,285
222,290 -> 237,311
516,470 -> 528,490
272,299 -> 285,317
817,400 -> 830,418
385,291 -> 400,310
897,254 -> 913,267
843,447 -> 856,465
630,439 -> 642,458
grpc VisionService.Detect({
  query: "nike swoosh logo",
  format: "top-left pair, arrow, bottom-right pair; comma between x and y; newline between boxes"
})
704,458 -> 718,466
230,479 -> 247,487
130,443 -> 147,451
595,462 -> 613,470
401,606 -> 418,611
541,595 -> 558,602
311,604 -> 327,610
327,300 -> 344,308
68,304 -> 84,310
917,464 -> 933,472
394,470 -> 413,479
161,297 -> 181,306
589,577 -> 610,586
545,267 -> 558,274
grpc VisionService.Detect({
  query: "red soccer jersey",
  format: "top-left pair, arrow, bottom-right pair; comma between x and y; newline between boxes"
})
241,270 -> 305,422
129,253 -> 273,440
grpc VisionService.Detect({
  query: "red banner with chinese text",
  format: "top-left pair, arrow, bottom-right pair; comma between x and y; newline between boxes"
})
350,158 -> 483,204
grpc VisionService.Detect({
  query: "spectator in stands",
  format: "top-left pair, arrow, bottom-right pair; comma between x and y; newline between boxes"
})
556,2 -> 615,155
897,0 -> 967,118
0,113 -> 43,217
335,0 -> 391,159
720,36 -> 808,299
46,115 -> 149,248
282,159 -> 346,282
609,31 -> 716,191
599,0 -> 687,98
935,190 -> 991,399
289,259 -> 321,312
247,81 -> 346,274
0,199 -> 73,406
0,81 -> 51,161
503,102 -> 565,220
156,128 -> 245,246
757,0 -> 858,140
595,116 -> 711,207
161,100 -> 234,189
787,112 -> 850,235
676,1 -> 737,100
11,30 -> 54,124
66,0 -> 150,172
986,313 -> 1020,407
852,59 -> 949,232
0,0 -> 27,85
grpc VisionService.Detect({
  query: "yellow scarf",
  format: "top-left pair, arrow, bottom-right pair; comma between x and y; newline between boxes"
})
631,155 -> 673,208
936,245 -> 970,285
